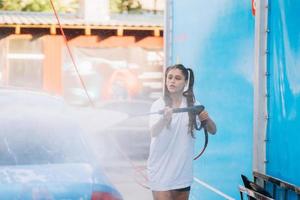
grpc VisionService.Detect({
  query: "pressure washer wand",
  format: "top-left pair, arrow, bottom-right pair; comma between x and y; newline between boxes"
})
148,104 -> 209,160
146,105 -> 205,116
131,104 -> 210,160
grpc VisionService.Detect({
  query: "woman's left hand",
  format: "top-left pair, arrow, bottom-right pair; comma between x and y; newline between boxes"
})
198,110 -> 209,122
198,110 -> 217,134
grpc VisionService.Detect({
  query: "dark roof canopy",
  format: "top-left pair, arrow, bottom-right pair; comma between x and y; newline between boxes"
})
0,11 -> 163,36
0,11 -> 163,27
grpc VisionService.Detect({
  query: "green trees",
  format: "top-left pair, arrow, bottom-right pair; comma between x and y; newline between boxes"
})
0,0 -> 79,13
0,0 -> 142,13
110,0 -> 142,13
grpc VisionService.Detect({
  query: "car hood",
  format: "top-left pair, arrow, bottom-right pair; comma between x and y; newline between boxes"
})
0,163 -> 116,199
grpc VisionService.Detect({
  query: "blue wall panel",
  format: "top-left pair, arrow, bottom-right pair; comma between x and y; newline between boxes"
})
170,1 -> 254,199
267,0 -> 300,187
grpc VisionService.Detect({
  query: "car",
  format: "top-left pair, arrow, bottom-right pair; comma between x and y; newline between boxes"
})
0,88 -> 123,200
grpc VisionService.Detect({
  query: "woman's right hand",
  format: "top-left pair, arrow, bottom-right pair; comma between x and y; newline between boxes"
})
162,106 -> 173,125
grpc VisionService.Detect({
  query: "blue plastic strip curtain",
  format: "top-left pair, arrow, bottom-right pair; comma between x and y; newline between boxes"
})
267,0 -> 300,188
170,1 -> 254,199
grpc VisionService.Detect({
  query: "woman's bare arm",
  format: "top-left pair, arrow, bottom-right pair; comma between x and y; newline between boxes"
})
198,110 -> 217,134
150,107 -> 172,137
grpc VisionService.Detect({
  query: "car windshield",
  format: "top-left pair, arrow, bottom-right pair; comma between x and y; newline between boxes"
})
0,118 -> 89,166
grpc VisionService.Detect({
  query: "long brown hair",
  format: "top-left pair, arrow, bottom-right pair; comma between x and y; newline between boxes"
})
163,64 -> 197,136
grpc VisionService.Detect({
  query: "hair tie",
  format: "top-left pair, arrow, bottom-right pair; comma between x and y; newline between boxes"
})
183,69 -> 190,92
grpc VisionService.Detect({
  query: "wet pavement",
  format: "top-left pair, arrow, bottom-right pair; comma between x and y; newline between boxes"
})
92,124 -> 152,200
85,100 -> 153,199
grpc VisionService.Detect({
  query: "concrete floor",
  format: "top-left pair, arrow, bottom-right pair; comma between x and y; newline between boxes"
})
103,160 -> 152,200
92,127 -> 152,200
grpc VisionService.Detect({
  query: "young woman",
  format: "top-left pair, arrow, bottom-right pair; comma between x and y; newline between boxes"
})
147,64 -> 216,200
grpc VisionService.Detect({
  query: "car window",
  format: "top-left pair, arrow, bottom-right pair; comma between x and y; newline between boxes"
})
0,119 -> 89,166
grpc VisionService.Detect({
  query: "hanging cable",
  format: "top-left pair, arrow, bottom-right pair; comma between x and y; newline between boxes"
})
49,0 -> 94,107
49,0 -> 152,189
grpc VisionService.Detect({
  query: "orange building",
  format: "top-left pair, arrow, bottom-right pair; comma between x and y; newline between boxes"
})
0,10 -> 164,104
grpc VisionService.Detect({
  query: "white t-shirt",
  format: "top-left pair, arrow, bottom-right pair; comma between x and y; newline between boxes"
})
147,97 -> 195,191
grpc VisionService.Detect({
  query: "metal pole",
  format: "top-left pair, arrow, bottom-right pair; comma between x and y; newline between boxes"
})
253,0 -> 270,174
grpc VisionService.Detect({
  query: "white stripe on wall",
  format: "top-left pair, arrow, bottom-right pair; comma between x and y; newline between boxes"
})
193,177 -> 236,200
